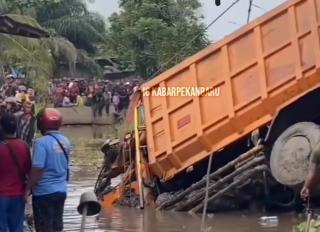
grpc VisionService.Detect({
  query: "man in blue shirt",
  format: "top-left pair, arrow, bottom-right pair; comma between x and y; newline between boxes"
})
26,108 -> 71,232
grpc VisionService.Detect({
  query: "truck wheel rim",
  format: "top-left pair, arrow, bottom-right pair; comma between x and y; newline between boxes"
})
270,135 -> 311,186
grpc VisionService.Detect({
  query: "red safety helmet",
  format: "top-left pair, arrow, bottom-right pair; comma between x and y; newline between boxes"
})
36,108 -> 63,134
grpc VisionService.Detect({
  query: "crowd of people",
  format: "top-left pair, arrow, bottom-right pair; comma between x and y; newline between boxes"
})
50,78 -> 140,117
0,74 -> 142,232
0,75 -> 37,147
0,108 -> 71,232
0,72 -> 144,232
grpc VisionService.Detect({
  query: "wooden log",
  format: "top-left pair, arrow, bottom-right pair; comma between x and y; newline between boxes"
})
173,156 -> 265,211
189,165 -> 268,213
158,145 -> 263,210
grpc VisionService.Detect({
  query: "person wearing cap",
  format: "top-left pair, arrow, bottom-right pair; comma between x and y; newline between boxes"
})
0,113 -> 31,232
26,108 -> 71,232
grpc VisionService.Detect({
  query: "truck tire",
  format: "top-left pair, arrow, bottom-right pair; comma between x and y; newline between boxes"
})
270,122 -> 320,186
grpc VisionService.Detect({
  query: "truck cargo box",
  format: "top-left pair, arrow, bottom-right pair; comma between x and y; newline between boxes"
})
141,0 -> 320,181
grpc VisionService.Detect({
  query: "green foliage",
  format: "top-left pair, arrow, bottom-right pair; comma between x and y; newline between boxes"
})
0,0 -> 105,97
77,49 -> 102,76
36,0 -> 106,53
0,33 -> 55,95
1,0 -> 106,54
3,0 -> 62,15
103,0 -> 209,79
5,14 -> 43,28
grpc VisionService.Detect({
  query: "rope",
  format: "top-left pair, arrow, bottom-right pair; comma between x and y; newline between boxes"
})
200,154 -> 213,232
247,0 -> 254,23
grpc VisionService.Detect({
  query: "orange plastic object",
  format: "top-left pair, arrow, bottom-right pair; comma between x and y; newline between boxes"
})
100,181 -> 139,209
141,0 -> 320,181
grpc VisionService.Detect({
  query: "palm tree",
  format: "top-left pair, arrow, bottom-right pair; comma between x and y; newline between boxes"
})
0,13 -> 76,94
0,30 -> 55,93
36,0 -> 106,53
0,0 -> 106,99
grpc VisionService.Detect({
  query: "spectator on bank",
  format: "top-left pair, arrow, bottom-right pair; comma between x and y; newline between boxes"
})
26,88 -> 35,103
0,113 -> 31,232
69,81 -> 79,104
16,86 -> 27,103
92,85 -> 105,118
27,108 -> 71,232
62,92 -> 74,108
113,91 -> 120,113
16,101 -> 36,147
87,83 -> 95,106
47,77 -> 140,118
14,101 -> 24,118
104,89 -> 111,115
3,75 -> 17,97
53,84 -> 64,108
76,93 -> 85,107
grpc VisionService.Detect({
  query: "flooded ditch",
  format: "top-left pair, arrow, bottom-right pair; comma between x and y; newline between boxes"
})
62,125 -> 303,232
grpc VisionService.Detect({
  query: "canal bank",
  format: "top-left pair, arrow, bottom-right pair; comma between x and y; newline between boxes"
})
63,125 -> 302,232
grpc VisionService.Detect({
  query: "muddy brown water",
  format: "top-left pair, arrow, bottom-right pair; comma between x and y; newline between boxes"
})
61,125 -> 302,232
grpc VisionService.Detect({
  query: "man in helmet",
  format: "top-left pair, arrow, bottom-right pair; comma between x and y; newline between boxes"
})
26,108 -> 71,232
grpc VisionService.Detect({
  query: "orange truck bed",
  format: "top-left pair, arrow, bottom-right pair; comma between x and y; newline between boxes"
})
141,0 -> 320,181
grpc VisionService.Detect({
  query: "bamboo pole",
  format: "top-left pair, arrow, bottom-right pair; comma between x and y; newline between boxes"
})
158,145 -> 263,210
305,198 -> 312,232
173,156 -> 265,211
134,106 -> 144,209
305,212 -> 312,232
200,154 -> 213,232
189,165 -> 268,213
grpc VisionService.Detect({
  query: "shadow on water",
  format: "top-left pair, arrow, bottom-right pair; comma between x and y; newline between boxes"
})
62,125 -> 300,232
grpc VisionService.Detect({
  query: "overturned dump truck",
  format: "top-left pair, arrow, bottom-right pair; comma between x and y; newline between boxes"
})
95,0 -> 320,213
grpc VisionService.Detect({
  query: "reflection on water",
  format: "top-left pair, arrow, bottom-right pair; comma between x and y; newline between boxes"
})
63,126 -> 300,232
99,208 -> 300,232
61,125 -> 118,140
61,125 -> 116,232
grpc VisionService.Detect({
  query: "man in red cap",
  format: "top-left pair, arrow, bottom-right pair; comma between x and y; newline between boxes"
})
26,108 -> 71,232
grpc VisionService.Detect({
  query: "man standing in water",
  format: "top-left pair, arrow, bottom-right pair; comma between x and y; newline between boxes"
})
301,144 -> 320,200
26,108 -> 71,232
